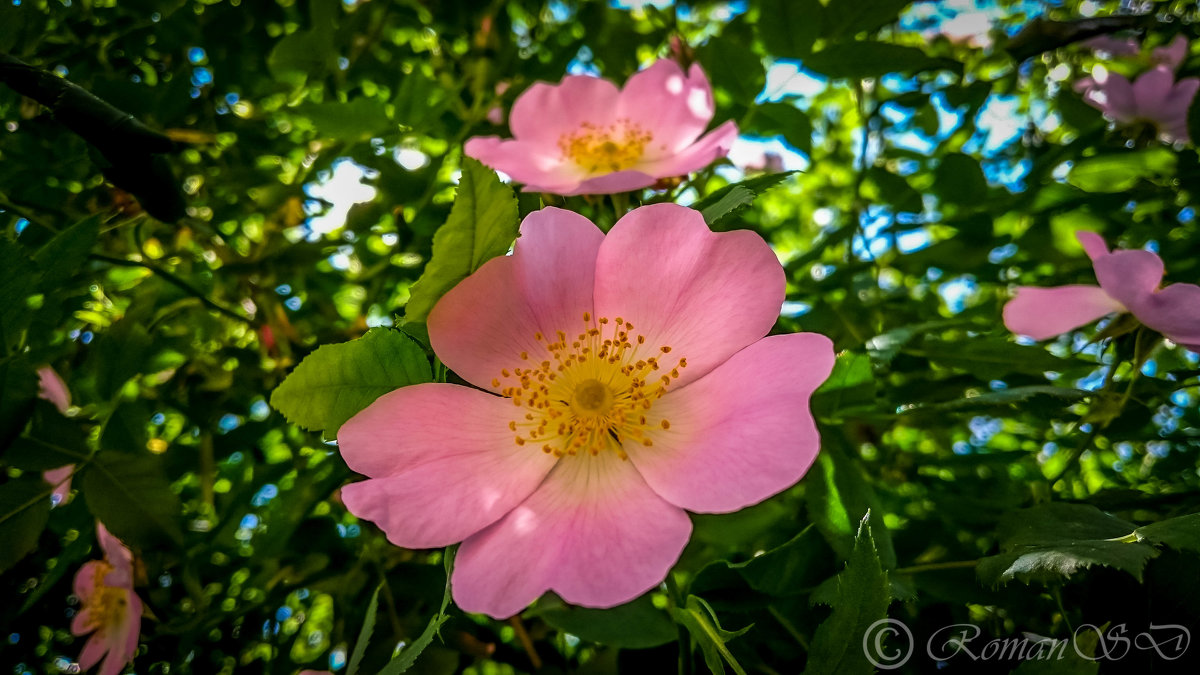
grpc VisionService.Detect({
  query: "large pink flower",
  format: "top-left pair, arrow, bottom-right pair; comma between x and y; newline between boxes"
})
464,60 -> 739,195
71,523 -> 143,675
1075,36 -> 1199,143
1004,231 -> 1200,352
338,204 -> 834,618
37,366 -> 74,506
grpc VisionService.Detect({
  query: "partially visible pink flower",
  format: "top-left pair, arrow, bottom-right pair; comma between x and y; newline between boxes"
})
1075,65 -> 1199,143
37,366 -> 71,413
1082,35 -> 1141,58
72,523 -> 143,675
465,60 -> 738,195
1075,35 -> 1198,143
1004,231 -> 1200,351
337,204 -> 834,618
37,366 -> 74,506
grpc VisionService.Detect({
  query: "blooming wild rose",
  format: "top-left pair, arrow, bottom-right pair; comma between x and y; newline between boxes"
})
337,204 -> 835,618
1004,231 -> 1200,351
72,523 -> 143,675
464,59 -> 738,195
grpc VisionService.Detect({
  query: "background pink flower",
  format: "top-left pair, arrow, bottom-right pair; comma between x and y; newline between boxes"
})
1075,36 -> 1198,143
72,523 -> 143,675
337,204 -> 834,618
37,366 -> 74,506
1004,231 -> 1200,351
464,60 -> 738,195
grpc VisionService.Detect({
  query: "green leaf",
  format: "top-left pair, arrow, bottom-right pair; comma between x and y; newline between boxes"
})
531,592 -> 677,649
0,355 -> 37,450
976,503 -> 1160,585
694,171 -> 797,227
812,352 -> 876,417
270,328 -> 433,437
404,157 -> 520,322
1188,91 -> 1200,153
1134,513 -> 1200,555
922,338 -> 1073,380
267,30 -> 334,85
729,524 -> 830,596
822,0 -> 914,39
670,595 -> 752,675
91,318 -> 153,400
934,153 -> 988,205
1067,148 -> 1176,193
1010,628 -> 1100,675
758,0 -> 822,58
805,445 -> 897,569
4,400 -> 89,471
697,19 -> 766,104
863,167 -> 923,213
295,98 -> 394,142
32,215 -> 100,288
907,386 -> 1091,414
806,514 -> 892,675
803,43 -> 959,79
80,451 -> 185,549
0,475 -> 52,573
0,237 -> 38,346
378,547 -> 455,674
751,102 -> 813,155
346,585 -> 382,675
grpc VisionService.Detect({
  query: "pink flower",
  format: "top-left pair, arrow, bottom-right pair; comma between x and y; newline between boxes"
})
464,60 -> 739,195
37,366 -> 74,506
72,523 -> 143,675
1075,36 -> 1198,143
1004,231 -> 1200,351
337,204 -> 834,618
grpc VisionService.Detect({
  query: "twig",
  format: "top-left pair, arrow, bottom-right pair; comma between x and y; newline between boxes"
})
509,616 -> 542,669
89,253 -> 257,326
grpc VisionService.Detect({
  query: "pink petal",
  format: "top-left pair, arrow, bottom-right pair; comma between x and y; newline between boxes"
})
338,384 -> 557,549
626,333 -> 834,513
554,169 -> 657,195
593,203 -> 785,386
1127,282 -> 1200,346
71,607 -> 95,636
1088,71 -> 1137,122
77,632 -> 109,670
641,121 -> 739,179
1003,286 -> 1126,340
37,366 -> 71,413
1153,35 -> 1189,71
44,464 -> 74,506
1092,248 -> 1165,307
1132,67 -> 1175,117
617,60 -> 715,155
428,207 -> 603,391
97,522 -> 134,588
463,136 -> 578,189
452,452 -> 691,618
1075,231 -> 1110,261
74,560 -> 104,601
116,594 -> 143,673
510,75 -> 620,147
1084,35 -> 1141,57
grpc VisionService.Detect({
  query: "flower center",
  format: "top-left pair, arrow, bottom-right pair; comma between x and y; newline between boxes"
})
558,120 -> 652,174
494,313 -> 687,459
83,562 -> 129,630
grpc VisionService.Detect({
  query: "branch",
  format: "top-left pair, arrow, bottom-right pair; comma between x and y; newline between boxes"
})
89,253 -> 258,326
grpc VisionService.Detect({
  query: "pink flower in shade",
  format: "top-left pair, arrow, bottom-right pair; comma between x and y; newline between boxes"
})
37,366 -> 74,506
337,204 -> 835,618
1004,231 -> 1200,352
72,523 -> 143,675
464,60 -> 739,195
1075,36 -> 1198,143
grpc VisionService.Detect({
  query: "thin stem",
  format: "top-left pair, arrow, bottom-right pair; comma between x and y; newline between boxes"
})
767,605 -> 808,650
89,253 -> 257,326
509,616 -> 542,669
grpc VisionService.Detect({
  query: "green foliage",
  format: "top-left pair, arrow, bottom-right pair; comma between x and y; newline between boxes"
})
270,328 -> 433,437
404,158 -> 521,322
805,515 -> 891,675
2,0 -> 1200,673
